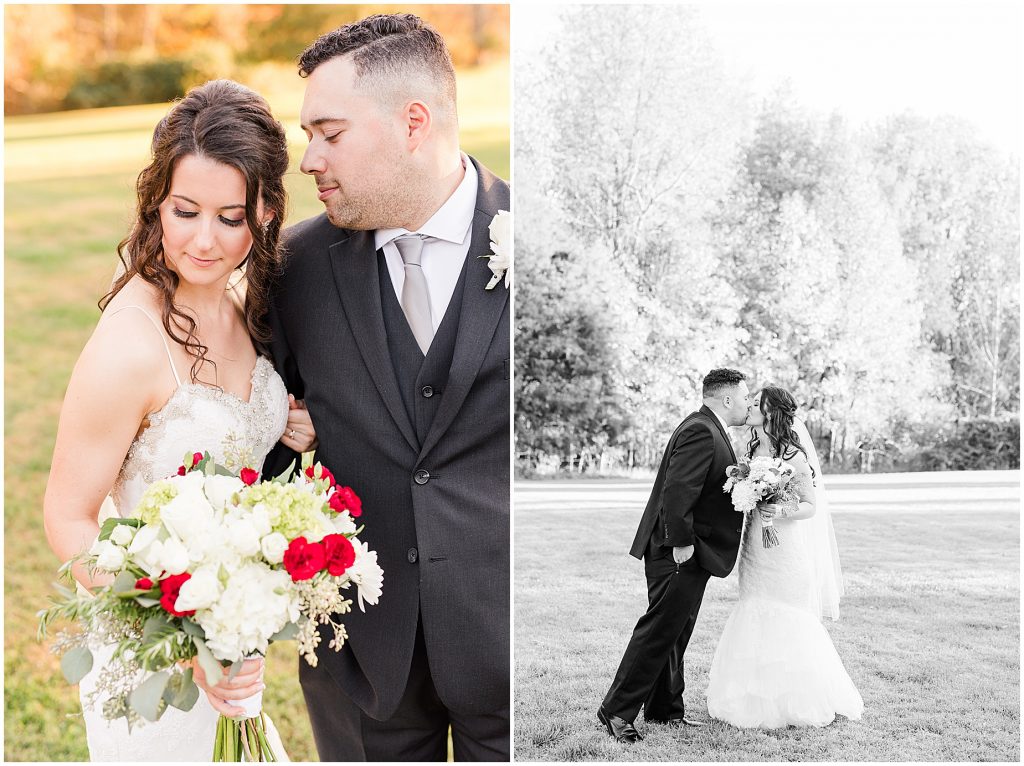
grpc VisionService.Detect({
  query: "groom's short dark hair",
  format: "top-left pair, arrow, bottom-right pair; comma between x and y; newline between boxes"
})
702,368 -> 746,398
297,14 -> 457,121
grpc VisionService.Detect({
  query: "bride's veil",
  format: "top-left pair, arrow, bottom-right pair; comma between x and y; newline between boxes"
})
793,417 -> 845,621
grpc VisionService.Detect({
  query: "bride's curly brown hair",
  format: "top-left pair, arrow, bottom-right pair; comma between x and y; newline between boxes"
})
746,386 -> 813,475
99,79 -> 289,383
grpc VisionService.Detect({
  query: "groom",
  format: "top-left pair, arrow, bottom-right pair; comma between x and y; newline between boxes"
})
264,14 -> 509,761
598,369 -> 749,742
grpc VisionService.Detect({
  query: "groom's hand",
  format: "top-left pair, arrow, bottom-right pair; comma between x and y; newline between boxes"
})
672,545 -> 694,564
192,657 -> 266,717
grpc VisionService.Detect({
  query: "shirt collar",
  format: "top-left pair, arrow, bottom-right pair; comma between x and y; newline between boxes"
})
708,407 -> 731,435
375,153 -> 477,250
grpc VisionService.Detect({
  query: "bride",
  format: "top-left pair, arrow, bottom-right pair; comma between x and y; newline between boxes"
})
42,80 -> 315,761
705,386 -> 863,728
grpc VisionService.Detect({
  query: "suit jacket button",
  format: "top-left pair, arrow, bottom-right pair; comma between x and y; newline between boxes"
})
407,548 -> 418,563
414,469 -> 430,485
421,385 -> 434,398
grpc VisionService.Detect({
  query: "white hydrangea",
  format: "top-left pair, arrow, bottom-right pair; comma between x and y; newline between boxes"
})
197,563 -> 301,661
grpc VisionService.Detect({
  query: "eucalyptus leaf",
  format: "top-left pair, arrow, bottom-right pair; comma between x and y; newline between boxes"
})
61,646 -> 94,684
269,622 -> 299,642
142,614 -> 172,641
227,658 -> 243,681
134,596 -> 161,608
112,570 -> 137,594
129,671 -> 170,722
272,459 -> 296,484
192,636 -> 223,684
164,668 -> 200,712
214,464 -> 235,477
180,618 -> 206,639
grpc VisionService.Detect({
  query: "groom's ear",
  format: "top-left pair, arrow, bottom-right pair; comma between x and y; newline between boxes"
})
404,100 -> 432,150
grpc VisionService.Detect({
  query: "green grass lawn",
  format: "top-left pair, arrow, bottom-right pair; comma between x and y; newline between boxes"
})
514,494 -> 1020,761
4,63 -> 507,762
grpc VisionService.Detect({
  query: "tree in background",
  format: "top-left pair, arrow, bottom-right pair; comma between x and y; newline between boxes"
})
3,4 -> 509,114
515,6 -> 1019,474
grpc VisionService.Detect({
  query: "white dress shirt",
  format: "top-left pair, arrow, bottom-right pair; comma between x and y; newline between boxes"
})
376,154 -> 478,331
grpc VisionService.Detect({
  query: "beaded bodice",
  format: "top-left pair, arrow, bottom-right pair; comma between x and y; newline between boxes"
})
111,355 -> 289,516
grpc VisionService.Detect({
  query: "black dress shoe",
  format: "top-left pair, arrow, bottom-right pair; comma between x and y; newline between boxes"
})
660,717 -> 705,728
597,707 -> 643,743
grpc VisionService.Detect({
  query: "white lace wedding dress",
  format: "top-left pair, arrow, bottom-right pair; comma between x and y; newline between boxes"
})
78,305 -> 290,761
705,457 -> 864,728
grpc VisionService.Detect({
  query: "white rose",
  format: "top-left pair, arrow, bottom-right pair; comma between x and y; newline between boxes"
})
204,475 -> 244,511
175,565 -> 223,612
154,536 -> 190,575
259,532 -> 288,564
160,480 -> 215,544
225,516 -> 261,558
91,539 -> 127,571
109,524 -> 135,546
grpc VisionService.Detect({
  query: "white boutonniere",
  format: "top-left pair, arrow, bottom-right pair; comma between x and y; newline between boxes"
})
481,210 -> 511,290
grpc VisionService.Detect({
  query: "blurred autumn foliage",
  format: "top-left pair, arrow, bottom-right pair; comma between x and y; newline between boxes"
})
4,4 -> 509,114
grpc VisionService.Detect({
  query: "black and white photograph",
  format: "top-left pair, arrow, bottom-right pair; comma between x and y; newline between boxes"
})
514,3 -> 1020,761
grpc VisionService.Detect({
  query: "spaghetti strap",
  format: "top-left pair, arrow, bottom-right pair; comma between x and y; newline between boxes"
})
106,305 -> 182,387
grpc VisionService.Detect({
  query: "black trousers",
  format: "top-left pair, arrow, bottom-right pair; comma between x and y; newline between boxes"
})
602,545 -> 713,723
300,621 -> 510,761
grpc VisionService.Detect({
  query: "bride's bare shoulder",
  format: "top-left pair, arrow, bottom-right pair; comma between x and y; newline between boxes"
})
83,278 -> 173,385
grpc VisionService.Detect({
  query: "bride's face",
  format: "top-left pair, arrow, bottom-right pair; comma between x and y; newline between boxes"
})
158,154 -> 265,289
746,392 -> 766,427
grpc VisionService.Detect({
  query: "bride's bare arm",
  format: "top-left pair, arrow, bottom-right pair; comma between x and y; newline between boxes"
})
43,310 -> 168,589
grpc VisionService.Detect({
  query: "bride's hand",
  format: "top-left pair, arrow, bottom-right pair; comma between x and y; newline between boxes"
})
280,394 -> 318,452
758,503 -> 781,521
191,656 -> 265,718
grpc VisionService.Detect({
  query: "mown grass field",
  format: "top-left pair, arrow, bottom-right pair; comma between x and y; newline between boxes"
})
4,63 -> 508,762
514,477 -> 1020,761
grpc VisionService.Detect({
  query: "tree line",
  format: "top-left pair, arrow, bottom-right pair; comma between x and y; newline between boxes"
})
5,4 -> 509,114
515,6 -> 1019,474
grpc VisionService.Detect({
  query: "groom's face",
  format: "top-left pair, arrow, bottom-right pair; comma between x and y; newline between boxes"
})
722,381 -> 751,427
299,55 -> 409,230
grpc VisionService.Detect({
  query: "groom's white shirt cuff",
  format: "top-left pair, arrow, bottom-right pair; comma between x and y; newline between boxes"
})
376,153 -> 478,331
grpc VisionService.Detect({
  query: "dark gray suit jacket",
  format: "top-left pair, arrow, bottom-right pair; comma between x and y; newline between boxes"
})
628,405 -> 744,577
264,157 -> 510,719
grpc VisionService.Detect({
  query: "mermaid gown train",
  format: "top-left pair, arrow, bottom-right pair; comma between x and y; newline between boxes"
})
705,464 -> 863,729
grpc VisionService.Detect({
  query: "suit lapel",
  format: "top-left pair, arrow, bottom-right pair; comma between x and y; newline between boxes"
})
327,229 -> 419,453
700,404 -> 738,463
418,160 -> 509,461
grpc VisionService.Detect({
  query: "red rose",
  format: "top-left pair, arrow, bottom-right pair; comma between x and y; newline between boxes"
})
283,537 -> 326,582
177,465 -> 186,476
135,577 -> 154,590
305,464 -> 336,487
322,534 -> 356,577
328,486 -> 362,518
240,468 -> 260,486
158,573 -> 195,617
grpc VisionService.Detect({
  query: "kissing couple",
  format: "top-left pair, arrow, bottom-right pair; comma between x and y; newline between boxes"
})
598,368 -> 863,743
44,13 -> 510,762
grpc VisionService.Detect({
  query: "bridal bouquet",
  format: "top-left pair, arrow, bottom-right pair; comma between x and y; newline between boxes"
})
38,450 -> 383,761
722,456 -> 797,548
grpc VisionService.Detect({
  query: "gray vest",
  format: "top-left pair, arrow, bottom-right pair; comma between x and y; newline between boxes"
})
378,250 -> 468,445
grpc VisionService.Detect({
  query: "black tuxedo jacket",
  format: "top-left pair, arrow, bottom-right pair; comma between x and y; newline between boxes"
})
263,157 -> 510,719
628,405 -> 745,577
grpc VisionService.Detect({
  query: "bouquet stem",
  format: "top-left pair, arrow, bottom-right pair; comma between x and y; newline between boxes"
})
761,522 -> 780,548
214,713 -> 277,762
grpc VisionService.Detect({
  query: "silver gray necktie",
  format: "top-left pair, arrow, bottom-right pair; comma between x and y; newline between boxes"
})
394,235 -> 433,354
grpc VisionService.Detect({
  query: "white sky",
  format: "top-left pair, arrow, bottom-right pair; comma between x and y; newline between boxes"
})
514,1 -> 1022,155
